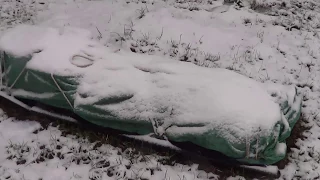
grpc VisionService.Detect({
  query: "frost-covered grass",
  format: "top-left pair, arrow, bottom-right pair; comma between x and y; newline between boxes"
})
0,0 -> 320,179
0,0 -> 48,31
0,98 -> 225,180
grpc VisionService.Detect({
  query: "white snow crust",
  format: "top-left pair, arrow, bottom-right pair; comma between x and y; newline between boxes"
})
0,24 -> 287,144
0,25 -> 97,76
0,0 -> 318,179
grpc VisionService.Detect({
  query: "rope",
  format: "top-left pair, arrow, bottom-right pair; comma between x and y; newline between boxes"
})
8,65 -> 26,91
255,135 -> 260,160
0,51 -> 8,91
2,53 -> 9,94
51,73 -> 74,110
70,54 -> 95,68
149,118 -> 168,140
0,51 -> 3,89
54,52 -> 96,109
0,52 -> 27,93
245,135 -> 250,158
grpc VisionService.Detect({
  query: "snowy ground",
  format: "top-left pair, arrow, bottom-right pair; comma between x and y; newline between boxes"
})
0,0 -> 320,179
0,101 -> 220,180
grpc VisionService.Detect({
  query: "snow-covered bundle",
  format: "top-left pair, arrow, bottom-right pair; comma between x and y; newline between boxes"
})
0,25 -> 302,165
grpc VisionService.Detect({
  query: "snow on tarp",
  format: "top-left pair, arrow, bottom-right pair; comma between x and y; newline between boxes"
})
0,25 -> 302,165
0,24 -> 102,76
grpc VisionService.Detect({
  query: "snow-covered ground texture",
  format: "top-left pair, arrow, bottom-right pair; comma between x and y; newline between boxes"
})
0,0 -> 319,179
0,108 -> 221,180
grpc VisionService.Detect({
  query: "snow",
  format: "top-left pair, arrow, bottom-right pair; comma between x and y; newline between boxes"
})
226,176 -> 246,180
0,24 -> 291,146
30,106 -> 77,123
0,109 -> 218,180
0,0 -> 319,179
11,89 -> 55,99
81,52 -> 283,134
0,24 -> 99,76
0,91 -> 77,123
123,134 -> 181,151
0,25 -> 56,57
275,142 -> 287,157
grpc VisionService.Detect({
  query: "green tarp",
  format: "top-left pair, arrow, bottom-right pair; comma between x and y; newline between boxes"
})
2,53 -> 154,135
1,51 -> 302,165
0,25 -> 302,165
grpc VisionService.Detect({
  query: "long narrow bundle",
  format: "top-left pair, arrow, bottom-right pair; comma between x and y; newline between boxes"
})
0,25 -> 301,165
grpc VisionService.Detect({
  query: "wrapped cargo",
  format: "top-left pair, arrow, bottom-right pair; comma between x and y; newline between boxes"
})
0,25 -> 302,165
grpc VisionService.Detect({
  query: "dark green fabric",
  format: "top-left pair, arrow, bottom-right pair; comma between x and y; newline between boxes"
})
1,52 -> 302,165
3,53 -> 78,110
74,105 -> 154,134
3,53 -> 154,135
